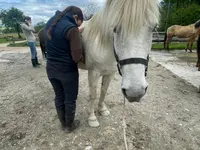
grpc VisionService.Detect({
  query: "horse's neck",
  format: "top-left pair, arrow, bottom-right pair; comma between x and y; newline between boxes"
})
82,23 -> 116,68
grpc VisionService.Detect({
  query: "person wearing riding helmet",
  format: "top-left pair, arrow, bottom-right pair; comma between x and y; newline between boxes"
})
45,6 -> 84,132
20,16 -> 41,67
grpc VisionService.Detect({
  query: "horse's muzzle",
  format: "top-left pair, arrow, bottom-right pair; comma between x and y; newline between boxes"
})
122,87 -> 148,103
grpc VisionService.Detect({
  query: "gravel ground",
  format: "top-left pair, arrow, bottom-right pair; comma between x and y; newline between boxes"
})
0,48 -> 200,150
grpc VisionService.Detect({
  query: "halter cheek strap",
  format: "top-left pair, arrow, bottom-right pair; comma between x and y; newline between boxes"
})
113,30 -> 149,76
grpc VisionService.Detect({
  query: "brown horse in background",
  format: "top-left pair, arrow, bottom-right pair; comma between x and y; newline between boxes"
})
164,21 -> 200,52
195,20 -> 200,71
196,36 -> 200,71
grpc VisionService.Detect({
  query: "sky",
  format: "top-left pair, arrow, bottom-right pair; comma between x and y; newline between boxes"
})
0,0 -> 106,25
0,0 -> 162,25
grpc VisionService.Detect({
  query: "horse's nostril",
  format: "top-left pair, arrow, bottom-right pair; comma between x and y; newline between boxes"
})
122,88 -> 127,96
145,86 -> 148,92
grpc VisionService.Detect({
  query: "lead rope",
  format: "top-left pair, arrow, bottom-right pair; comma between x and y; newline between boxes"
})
123,96 -> 128,150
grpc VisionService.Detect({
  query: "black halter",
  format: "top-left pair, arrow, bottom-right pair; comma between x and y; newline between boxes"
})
113,29 -> 149,77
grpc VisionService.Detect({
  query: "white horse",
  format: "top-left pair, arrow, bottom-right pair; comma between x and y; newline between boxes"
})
78,0 -> 160,127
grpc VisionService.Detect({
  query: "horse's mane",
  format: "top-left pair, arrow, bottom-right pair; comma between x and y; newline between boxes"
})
84,0 -> 160,50
195,20 -> 200,29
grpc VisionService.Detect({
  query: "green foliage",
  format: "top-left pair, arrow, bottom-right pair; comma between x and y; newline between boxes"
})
2,28 -> 16,33
159,1 -> 200,31
34,21 -> 45,33
0,7 -> 24,38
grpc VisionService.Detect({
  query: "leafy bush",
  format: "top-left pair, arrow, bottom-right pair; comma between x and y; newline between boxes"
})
159,3 -> 200,31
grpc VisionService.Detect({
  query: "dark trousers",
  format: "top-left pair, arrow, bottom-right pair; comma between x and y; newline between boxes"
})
46,65 -> 79,125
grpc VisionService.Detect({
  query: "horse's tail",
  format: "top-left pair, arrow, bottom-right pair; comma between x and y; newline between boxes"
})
196,35 -> 200,69
197,35 -> 200,57
38,28 -> 46,59
39,42 -> 46,59
164,32 -> 167,49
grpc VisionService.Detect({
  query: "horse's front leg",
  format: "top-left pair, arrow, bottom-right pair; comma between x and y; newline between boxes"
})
98,74 -> 113,116
190,44 -> 193,53
189,42 -> 193,53
88,70 -> 101,127
197,58 -> 200,71
166,37 -> 170,52
185,42 -> 189,53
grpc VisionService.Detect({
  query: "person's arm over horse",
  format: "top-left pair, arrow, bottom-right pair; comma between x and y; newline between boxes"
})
21,23 -> 35,32
66,27 -> 84,63
78,26 -> 84,33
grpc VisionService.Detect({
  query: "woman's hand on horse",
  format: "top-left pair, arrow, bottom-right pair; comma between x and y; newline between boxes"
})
79,27 -> 84,33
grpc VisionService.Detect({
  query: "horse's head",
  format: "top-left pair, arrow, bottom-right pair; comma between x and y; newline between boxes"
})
113,26 -> 153,102
85,0 -> 159,103
102,0 -> 159,102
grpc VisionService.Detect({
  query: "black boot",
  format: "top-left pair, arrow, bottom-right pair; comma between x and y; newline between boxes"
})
31,59 -> 37,67
56,106 -> 66,130
35,57 -> 41,66
65,104 -> 80,132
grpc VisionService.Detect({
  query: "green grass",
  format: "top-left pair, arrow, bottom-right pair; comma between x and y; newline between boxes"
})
7,41 -> 40,47
0,38 -> 8,44
0,32 -> 26,44
0,33 -> 35,44
0,33 -> 38,38
8,42 -> 28,47
152,42 -> 197,50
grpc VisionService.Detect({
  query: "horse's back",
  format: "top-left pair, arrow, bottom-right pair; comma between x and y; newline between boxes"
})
167,24 -> 195,38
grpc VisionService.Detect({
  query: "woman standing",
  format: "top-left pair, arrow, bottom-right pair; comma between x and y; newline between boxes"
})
45,6 -> 84,132
21,16 -> 41,67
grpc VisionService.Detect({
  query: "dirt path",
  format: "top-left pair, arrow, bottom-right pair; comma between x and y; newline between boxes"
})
151,50 -> 200,89
0,49 -> 200,150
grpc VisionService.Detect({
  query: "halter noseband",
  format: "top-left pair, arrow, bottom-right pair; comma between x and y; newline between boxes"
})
113,28 -> 149,77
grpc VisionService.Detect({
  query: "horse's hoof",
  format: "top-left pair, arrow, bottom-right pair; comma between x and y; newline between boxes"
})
198,68 -> 200,71
99,109 -> 110,116
88,119 -> 100,127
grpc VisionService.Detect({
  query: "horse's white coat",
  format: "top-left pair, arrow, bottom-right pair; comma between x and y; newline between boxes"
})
79,0 -> 160,127
114,26 -> 153,101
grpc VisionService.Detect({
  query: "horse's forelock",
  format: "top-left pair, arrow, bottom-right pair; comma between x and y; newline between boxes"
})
85,0 -> 160,50
103,0 -> 159,38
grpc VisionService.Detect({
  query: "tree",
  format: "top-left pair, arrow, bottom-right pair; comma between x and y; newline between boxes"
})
159,0 -> 200,31
0,7 -> 24,38
34,21 -> 45,33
